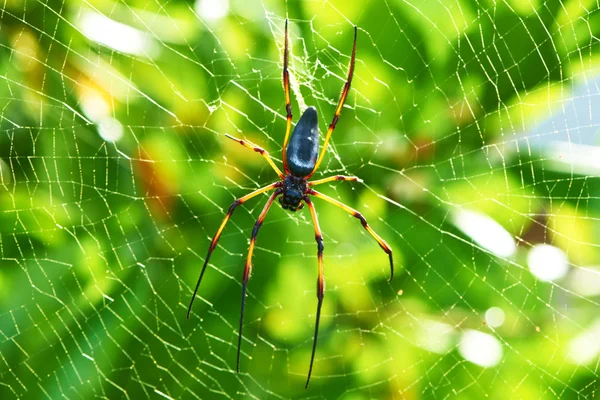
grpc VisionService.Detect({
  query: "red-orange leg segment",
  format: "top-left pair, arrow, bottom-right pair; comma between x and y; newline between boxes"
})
187,182 -> 281,319
304,197 -> 324,389
281,18 -> 293,172
308,175 -> 361,186
237,189 -> 281,372
309,189 -> 393,280
225,134 -> 285,179
309,26 -> 357,178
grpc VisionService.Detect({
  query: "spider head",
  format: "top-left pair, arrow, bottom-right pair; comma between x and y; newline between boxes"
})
279,189 -> 304,211
280,174 -> 308,212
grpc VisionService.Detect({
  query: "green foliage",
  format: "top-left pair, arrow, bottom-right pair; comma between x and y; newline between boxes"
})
1,0 -> 599,398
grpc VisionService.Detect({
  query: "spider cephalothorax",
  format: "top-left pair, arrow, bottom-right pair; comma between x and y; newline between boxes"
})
187,20 -> 393,388
280,174 -> 308,211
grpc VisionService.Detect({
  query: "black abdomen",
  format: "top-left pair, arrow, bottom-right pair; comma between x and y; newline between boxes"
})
286,106 -> 319,177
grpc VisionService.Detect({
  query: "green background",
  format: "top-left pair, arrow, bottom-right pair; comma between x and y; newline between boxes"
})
0,0 -> 599,398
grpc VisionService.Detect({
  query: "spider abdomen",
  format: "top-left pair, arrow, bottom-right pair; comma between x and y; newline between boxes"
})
286,106 -> 319,177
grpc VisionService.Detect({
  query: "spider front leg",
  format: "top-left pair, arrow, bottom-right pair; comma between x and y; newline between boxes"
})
309,175 -> 362,187
187,181 -> 281,319
309,189 -> 394,280
225,134 -> 285,179
308,26 -> 357,178
281,18 -> 293,173
304,197 -> 324,389
237,189 -> 281,373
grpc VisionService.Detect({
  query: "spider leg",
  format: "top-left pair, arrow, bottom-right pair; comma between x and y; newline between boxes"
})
187,182 -> 281,319
237,189 -> 281,372
282,18 -> 293,173
309,189 -> 393,281
224,134 -> 285,179
304,197 -> 324,389
309,175 -> 361,187
308,26 -> 357,178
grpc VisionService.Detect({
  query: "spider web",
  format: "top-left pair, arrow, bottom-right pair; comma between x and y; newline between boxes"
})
1,0 -> 600,398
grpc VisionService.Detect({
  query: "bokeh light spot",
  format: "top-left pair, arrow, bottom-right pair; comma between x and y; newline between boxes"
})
527,244 -> 568,282
485,307 -> 505,328
452,209 -> 516,258
458,330 -> 503,367
195,0 -> 229,21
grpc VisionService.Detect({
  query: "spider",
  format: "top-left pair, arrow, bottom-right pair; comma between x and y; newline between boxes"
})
187,20 -> 393,388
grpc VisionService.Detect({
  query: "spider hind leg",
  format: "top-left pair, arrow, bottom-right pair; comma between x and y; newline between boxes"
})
304,197 -> 325,388
237,189 -> 281,372
187,182 -> 281,319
